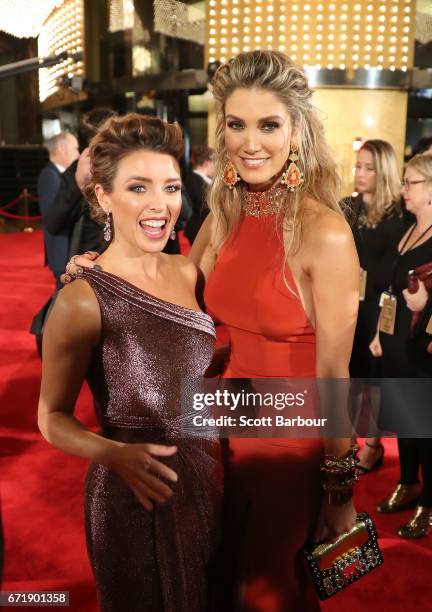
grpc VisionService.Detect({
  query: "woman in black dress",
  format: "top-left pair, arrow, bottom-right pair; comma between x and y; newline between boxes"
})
369,152 -> 432,538
343,139 -> 405,471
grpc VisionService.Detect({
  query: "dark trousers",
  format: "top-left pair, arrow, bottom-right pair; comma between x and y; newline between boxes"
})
398,438 -> 432,506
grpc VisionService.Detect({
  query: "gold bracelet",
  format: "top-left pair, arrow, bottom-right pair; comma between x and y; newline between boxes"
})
321,445 -> 359,504
322,444 -> 360,472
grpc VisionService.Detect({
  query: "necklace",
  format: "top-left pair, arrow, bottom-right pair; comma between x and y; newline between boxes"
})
241,183 -> 286,217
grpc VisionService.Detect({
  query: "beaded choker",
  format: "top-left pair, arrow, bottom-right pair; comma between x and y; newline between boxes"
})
241,183 -> 286,218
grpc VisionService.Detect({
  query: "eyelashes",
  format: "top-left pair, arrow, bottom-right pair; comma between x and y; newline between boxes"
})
355,165 -> 375,171
262,122 -> 281,130
227,121 -> 242,130
165,184 -> 182,193
129,184 -> 182,193
226,121 -> 281,131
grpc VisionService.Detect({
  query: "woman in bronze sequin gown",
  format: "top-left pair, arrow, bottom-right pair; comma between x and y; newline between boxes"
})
38,114 -> 223,612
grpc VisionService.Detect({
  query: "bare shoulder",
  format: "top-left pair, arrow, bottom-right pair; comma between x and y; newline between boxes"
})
302,198 -> 353,251
56,279 -> 100,314
45,279 -> 101,345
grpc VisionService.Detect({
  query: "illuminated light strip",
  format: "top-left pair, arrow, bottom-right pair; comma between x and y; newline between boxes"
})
38,0 -> 85,102
205,0 -> 415,72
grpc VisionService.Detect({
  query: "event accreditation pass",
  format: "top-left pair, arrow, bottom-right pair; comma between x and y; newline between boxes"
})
0,592 -> 69,606
379,291 -> 397,335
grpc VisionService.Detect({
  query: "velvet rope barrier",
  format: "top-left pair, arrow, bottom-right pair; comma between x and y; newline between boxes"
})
0,209 -> 42,220
0,195 -> 24,211
0,190 -> 41,221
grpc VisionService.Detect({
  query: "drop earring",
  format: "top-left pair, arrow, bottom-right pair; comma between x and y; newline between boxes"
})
103,211 -> 112,242
223,160 -> 241,189
281,143 -> 304,192
170,229 -> 176,240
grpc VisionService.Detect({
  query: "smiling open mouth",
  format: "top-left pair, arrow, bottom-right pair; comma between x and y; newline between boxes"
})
241,158 -> 269,168
139,218 -> 168,238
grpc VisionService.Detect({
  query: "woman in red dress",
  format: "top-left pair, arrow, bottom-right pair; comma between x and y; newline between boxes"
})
190,51 -> 360,611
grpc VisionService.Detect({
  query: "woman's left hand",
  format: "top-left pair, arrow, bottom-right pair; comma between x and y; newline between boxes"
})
403,281 -> 429,312
314,498 -> 357,543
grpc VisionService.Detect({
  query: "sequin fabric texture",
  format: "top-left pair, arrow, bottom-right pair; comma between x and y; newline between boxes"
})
80,268 -> 223,612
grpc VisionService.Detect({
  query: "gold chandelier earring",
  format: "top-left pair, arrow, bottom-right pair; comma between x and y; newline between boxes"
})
222,160 -> 241,189
281,143 -> 304,192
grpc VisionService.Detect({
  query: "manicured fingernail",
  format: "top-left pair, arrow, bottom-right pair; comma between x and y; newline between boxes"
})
93,265 -> 103,271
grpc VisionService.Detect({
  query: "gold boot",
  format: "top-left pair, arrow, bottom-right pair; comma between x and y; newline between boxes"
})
398,506 -> 432,539
377,483 -> 421,513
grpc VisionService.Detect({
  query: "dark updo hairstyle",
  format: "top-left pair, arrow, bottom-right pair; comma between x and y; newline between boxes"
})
77,107 -> 118,152
85,113 -> 184,222
190,145 -> 214,168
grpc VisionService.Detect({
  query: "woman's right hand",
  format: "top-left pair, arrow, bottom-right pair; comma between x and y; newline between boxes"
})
61,251 -> 100,283
403,280 -> 429,313
108,442 -> 178,511
369,333 -> 383,357
314,498 -> 357,543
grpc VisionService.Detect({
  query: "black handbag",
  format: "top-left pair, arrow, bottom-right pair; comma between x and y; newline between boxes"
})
303,512 -> 383,600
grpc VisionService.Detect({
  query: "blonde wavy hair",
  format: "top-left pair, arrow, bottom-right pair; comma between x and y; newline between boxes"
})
405,151 -> 432,182
208,50 -> 342,256
357,139 -> 401,227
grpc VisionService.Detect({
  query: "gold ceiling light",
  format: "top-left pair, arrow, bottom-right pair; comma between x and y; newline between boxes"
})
38,0 -> 85,102
206,0 -> 415,71
0,0 -> 64,39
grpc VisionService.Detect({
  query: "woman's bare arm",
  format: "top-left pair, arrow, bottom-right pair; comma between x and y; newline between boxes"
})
305,211 -> 360,540
308,212 -> 359,457
38,280 -> 116,462
188,213 -> 219,281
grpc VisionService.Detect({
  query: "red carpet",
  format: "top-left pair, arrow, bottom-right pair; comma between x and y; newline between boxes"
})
0,230 -> 430,612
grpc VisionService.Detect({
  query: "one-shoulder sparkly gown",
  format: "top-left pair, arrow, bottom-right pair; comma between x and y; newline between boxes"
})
79,268 -> 223,612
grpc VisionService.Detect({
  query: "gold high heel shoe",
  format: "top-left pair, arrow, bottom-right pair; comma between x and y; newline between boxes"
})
377,483 -> 421,513
398,506 -> 432,539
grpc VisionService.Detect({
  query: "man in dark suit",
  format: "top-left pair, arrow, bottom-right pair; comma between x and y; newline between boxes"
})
37,132 -> 79,287
44,108 -> 117,259
184,146 -> 215,244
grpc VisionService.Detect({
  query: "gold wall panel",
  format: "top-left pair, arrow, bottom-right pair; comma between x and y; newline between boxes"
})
206,0 -> 415,70
313,88 -> 408,196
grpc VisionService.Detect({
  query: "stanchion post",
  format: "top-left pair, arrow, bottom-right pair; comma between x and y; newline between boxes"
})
22,188 -> 34,233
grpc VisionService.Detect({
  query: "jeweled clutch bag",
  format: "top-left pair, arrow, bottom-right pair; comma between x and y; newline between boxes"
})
303,512 -> 383,600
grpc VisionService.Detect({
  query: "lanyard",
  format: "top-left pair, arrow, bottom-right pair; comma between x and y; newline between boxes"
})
388,222 -> 432,292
